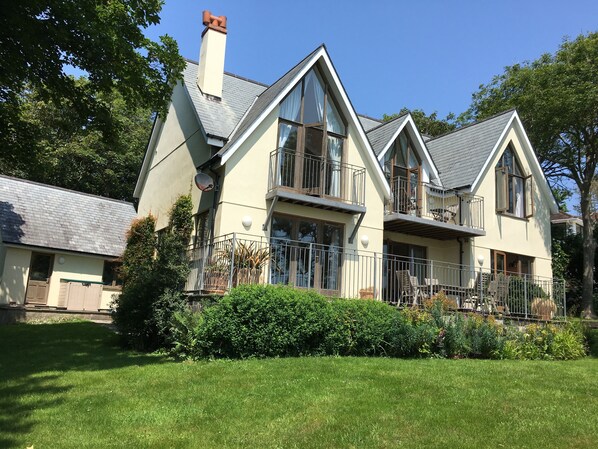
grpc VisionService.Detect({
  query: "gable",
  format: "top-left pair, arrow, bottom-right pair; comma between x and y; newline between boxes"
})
369,114 -> 440,184
426,110 -> 515,189
473,113 -> 558,213
215,45 -> 391,199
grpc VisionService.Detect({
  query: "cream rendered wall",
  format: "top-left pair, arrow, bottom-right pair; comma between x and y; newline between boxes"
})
471,127 -> 553,278
0,247 -> 31,305
137,82 -> 213,230
217,106 -> 386,252
383,231 -> 461,265
215,105 -> 388,297
46,253 -> 105,308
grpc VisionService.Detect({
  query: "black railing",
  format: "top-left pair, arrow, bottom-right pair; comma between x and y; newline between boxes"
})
388,176 -> 485,230
185,233 -> 565,320
268,148 -> 366,206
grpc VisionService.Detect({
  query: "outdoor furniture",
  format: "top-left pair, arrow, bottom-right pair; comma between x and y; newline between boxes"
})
423,278 -> 439,298
430,205 -> 458,223
396,270 -> 422,307
485,274 -> 510,314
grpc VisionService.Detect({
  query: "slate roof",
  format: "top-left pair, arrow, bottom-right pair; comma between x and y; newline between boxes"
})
366,113 -> 409,157
182,61 -> 267,140
358,114 -> 383,131
0,176 -> 137,257
425,110 -> 515,189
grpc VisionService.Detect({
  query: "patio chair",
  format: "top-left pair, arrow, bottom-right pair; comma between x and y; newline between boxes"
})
486,274 -> 510,314
396,270 -> 422,307
423,277 -> 439,299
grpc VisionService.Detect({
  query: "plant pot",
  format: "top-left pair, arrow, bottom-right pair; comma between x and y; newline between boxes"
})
203,269 -> 229,294
531,297 -> 557,320
233,267 -> 262,287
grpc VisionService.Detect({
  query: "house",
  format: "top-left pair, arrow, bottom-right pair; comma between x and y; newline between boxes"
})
134,11 -> 563,317
551,211 -> 583,236
0,175 -> 136,311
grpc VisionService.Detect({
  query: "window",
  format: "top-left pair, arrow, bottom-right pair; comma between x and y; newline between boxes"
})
193,211 -> 211,247
270,214 -> 343,293
277,68 -> 347,198
495,145 -> 533,218
103,261 -> 123,288
491,250 -> 533,277
382,130 -> 421,214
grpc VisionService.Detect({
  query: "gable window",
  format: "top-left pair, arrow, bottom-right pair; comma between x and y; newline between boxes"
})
382,130 -> 421,214
277,68 -> 347,199
495,145 -> 533,218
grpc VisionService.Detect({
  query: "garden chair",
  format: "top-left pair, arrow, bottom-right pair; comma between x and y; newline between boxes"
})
396,270 -> 422,307
486,274 -> 510,314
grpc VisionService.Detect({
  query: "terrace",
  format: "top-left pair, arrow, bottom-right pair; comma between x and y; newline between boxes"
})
385,175 -> 485,240
186,234 -> 565,320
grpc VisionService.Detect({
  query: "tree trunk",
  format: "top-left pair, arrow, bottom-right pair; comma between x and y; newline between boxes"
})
580,195 -> 596,319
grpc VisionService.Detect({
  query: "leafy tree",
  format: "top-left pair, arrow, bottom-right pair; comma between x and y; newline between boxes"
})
465,32 -> 598,318
0,0 -> 184,178
383,108 -> 458,137
1,79 -> 152,200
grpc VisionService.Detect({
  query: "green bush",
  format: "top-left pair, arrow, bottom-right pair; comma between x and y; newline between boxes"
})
113,195 -> 193,351
167,284 -> 587,361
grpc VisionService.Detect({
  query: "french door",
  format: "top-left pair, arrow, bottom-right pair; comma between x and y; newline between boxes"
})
270,215 -> 343,295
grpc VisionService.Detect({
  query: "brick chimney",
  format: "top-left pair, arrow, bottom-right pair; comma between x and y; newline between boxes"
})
197,10 -> 227,98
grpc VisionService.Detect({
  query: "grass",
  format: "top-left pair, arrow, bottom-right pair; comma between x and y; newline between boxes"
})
0,322 -> 597,448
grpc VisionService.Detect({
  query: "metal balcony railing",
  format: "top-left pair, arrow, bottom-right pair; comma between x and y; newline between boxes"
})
186,233 -> 565,321
268,148 -> 366,206
388,176 -> 485,230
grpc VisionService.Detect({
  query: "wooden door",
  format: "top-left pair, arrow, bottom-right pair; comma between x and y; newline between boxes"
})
25,253 -> 53,305
493,251 -> 507,275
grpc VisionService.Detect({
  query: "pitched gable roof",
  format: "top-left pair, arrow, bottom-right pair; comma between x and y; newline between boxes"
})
366,113 -> 409,156
182,61 -> 267,141
426,110 -> 515,189
0,176 -> 136,257
210,45 -> 391,198
216,46 -> 323,158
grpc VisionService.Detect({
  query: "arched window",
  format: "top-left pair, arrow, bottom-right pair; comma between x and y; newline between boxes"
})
495,145 -> 533,218
277,68 -> 347,198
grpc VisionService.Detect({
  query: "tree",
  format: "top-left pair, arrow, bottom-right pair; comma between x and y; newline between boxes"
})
0,0 -> 184,176
113,195 -> 193,351
383,108 -> 458,137
1,79 -> 152,200
466,32 -> 598,318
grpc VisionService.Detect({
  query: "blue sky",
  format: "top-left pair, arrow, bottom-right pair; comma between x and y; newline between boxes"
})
146,0 -> 598,121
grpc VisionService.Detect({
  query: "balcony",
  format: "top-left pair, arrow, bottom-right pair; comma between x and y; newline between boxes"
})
267,148 -> 366,214
185,233 -> 566,321
385,176 -> 485,240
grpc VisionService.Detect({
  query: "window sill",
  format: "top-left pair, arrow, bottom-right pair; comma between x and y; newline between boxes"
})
497,212 -> 529,222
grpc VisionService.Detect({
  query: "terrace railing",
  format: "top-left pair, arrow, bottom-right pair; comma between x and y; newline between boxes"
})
268,148 -> 366,207
388,176 -> 485,230
186,233 -> 565,320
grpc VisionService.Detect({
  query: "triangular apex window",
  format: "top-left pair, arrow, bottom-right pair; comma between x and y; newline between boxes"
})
495,144 -> 533,218
382,129 -> 422,215
275,67 -> 351,201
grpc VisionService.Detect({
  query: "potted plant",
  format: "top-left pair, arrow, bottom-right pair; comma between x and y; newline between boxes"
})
231,241 -> 270,286
202,259 -> 230,294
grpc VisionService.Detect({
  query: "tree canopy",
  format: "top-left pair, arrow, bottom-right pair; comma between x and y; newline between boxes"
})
0,79 -> 152,201
465,32 -> 598,318
0,0 -> 184,182
383,108 -> 458,137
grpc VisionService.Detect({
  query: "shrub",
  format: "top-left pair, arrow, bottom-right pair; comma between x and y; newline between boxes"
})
113,195 -> 193,351
167,284 -> 587,361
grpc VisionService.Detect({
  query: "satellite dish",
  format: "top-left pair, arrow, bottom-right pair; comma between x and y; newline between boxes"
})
194,172 -> 215,192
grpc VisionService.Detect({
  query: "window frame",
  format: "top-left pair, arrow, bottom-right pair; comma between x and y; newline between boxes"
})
495,144 -> 533,218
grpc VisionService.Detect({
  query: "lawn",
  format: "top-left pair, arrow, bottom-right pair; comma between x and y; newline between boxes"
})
1,322 -> 597,448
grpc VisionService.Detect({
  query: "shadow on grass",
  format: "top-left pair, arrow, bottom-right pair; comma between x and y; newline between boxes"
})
0,321 -> 167,447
